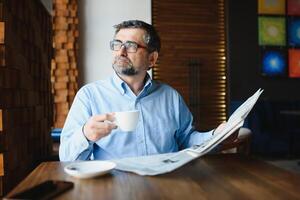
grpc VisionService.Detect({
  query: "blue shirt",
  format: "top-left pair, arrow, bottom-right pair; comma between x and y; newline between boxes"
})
59,73 -> 214,161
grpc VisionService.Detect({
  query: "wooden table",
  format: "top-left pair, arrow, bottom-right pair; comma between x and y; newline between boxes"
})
5,154 -> 300,200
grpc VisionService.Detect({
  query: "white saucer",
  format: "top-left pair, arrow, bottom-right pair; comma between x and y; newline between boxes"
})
64,160 -> 116,179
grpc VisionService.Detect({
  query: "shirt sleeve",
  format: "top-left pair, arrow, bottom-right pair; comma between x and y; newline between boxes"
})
59,87 -> 94,161
175,94 -> 214,149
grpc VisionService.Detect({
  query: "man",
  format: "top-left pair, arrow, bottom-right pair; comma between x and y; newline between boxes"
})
59,20 -> 224,161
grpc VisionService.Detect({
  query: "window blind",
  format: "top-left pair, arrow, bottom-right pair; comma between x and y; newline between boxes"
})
152,0 -> 227,131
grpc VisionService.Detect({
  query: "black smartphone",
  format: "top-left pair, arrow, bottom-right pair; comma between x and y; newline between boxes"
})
4,180 -> 74,200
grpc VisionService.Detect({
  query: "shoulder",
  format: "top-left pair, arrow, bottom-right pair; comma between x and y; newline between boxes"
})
77,78 -> 111,96
152,80 -> 182,98
78,81 -> 98,93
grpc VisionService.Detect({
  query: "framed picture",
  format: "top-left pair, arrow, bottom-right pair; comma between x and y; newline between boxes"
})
287,0 -> 300,16
258,17 -> 286,46
261,48 -> 287,76
288,17 -> 300,46
288,49 -> 300,77
258,0 -> 285,15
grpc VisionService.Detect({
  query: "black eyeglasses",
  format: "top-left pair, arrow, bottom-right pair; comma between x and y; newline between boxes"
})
110,40 -> 148,53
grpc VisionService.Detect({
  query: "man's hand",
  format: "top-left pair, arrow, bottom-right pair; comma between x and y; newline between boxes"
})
83,113 -> 117,142
213,122 -> 227,135
214,122 -> 238,145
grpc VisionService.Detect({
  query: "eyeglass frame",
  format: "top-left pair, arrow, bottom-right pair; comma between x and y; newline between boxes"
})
110,39 -> 148,53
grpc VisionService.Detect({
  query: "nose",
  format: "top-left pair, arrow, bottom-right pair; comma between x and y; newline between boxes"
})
117,45 -> 127,56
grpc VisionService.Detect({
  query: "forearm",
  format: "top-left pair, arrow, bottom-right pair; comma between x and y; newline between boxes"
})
59,127 -> 92,161
185,129 -> 214,148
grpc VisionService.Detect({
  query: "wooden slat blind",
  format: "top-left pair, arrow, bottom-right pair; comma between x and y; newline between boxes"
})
0,0 -> 52,195
152,0 -> 227,131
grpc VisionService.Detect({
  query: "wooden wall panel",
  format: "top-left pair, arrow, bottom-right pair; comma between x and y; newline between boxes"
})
0,22 -> 4,44
0,109 -> 2,132
0,154 -> 3,176
152,0 -> 227,131
0,0 -> 53,196
51,0 -> 79,128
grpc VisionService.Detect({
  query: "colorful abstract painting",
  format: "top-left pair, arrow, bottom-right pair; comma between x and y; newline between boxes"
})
288,17 -> 300,46
261,48 -> 287,76
258,0 -> 285,15
288,0 -> 300,16
288,49 -> 300,77
258,17 -> 286,46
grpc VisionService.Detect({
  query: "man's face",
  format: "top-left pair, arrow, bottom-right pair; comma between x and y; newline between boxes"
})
112,28 -> 151,76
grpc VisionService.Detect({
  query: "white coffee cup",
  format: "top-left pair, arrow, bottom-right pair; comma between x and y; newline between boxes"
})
114,110 -> 139,132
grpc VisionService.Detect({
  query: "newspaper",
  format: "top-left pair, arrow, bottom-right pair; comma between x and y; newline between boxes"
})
113,89 -> 264,176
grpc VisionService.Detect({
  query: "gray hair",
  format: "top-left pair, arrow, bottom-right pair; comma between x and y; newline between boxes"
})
113,20 -> 161,53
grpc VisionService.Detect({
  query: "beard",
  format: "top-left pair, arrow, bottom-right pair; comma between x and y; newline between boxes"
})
112,56 -> 138,76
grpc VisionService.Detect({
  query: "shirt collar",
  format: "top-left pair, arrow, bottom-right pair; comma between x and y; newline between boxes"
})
112,73 -> 126,95
144,73 -> 153,90
112,72 -> 153,95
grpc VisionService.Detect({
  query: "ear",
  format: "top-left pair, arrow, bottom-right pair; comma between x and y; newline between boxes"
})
148,51 -> 159,69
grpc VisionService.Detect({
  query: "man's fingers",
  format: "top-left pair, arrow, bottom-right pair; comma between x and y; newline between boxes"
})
84,120 -> 117,142
106,112 -> 116,122
91,113 -> 115,122
102,121 -> 117,130
92,120 -> 117,131
215,122 -> 227,134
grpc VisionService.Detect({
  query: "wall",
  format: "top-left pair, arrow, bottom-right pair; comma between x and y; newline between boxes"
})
227,0 -> 300,101
227,0 -> 300,156
79,0 -> 151,85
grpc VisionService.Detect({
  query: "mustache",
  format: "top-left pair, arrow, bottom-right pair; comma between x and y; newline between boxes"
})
114,56 -> 131,63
